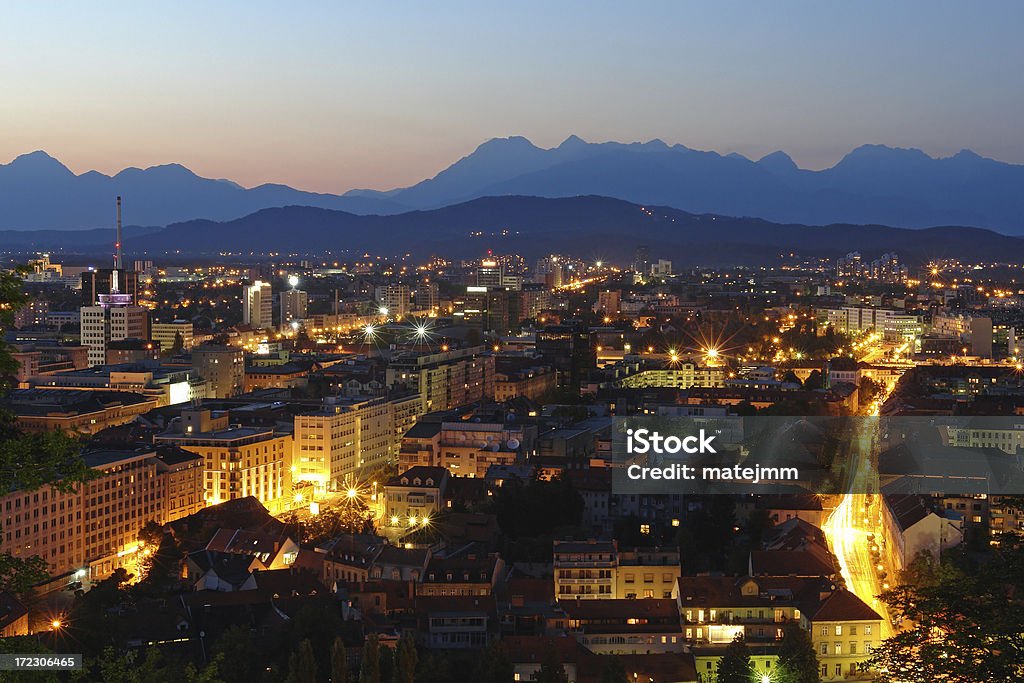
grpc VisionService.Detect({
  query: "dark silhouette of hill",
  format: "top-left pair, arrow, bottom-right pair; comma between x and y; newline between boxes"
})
0,151 -> 406,230
11,195 -> 1023,266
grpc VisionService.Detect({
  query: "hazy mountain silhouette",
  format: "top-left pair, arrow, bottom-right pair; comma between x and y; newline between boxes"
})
358,136 -> 1024,233
0,151 -> 406,230
5,138 -> 1024,233
9,195 -> 1023,266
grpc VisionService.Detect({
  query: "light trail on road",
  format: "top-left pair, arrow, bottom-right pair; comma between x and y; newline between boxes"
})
822,418 -> 893,639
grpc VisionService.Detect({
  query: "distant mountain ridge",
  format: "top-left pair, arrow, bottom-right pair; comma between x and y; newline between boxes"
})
0,151 -> 406,230
3,137 -> 1024,232
7,195 -> 1023,267
354,136 -> 1023,232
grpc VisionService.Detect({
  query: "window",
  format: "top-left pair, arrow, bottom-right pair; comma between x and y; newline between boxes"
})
834,643 -> 842,655
835,625 -> 843,636
850,642 -> 857,654
864,625 -> 872,635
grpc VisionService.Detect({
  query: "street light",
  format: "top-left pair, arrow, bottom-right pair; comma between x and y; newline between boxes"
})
346,488 -> 358,500
288,274 -> 299,289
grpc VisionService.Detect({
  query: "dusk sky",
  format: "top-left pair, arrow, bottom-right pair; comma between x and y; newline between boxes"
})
3,1 -> 1022,193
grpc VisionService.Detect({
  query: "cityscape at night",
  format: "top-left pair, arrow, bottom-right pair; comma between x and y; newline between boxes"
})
1,3 -> 1023,682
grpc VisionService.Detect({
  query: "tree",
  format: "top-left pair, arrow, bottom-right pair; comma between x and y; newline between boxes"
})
0,269 -> 93,593
534,647 -> 569,683
212,624 -> 263,683
867,539 -> 1024,683
359,635 -> 381,683
395,635 -> 417,683
170,331 -> 184,356
717,634 -> 754,683
776,624 -> 820,683
286,639 -> 317,683
598,656 -> 628,683
331,636 -> 350,683
0,554 -> 49,594
476,641 -> 514,683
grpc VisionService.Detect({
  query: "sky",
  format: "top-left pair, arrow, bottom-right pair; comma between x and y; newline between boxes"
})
2,1 -> 1022,193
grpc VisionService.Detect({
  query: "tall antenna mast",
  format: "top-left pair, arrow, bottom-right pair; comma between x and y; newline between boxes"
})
114,196 -> 123,270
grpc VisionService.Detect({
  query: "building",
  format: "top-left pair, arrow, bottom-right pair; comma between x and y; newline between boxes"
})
377,284 -> 411,318
80,285 -> 148,367
494,361 -> 557,402
293,395 -> 413,493
155,409 -> 292,513
243,280 -> 274,329
154,447 -> 205,523
386,346 -> 495,413
105,338 -> 160,364
0,446 -> 202,583
80,268 -> 139,307
280,288 -> 309,325
553,539 -> 617,599
537,324 -> 595,387
383,466 -> 450,528
818,306 -> 921,344
617,546 -> 681,600
27,362 -> 206,407
810,590 -> 884,681
1,388 -> 158,435
880,490 -> 963,573
398,408 -> 536,478
191,345 -> 245,398
556,598 -> 683,655
615,363 -> 726,390
151,320 -> 194,352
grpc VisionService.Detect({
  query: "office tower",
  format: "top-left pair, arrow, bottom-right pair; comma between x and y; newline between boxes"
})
243,280 -> 274,328
634,245 -> 651,275
191,345 -> 245,398
476,258 -> 503,287
416,280 -> 439,312
378,284 -> 411,318
279,289 -> 308,326
537,323 -> 596,387
79,198 -> 147,367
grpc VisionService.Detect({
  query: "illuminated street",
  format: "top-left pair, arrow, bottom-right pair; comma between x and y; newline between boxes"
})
823,417 -> 894,639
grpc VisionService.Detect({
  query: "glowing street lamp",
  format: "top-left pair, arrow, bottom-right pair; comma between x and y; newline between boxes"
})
288,274 -> 299,289
378,306 -> 389,316
346,487 -> 358,500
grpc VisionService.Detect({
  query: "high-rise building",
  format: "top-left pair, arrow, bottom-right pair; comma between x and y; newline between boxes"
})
191,345 -> 245,398
79,197 -> 148,367
416,280 -> 440,312
243,280 -> 274,329
537,323 -> 596,387
280,289 -> 308,326
377,285 -> 411,318
476,259 -> 504,287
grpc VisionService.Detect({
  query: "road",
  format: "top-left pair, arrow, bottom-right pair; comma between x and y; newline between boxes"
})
822,417 -> 894,639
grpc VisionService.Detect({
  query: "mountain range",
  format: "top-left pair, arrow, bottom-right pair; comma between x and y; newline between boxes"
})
5,195 -> 1023,267
3,136 -> 1024,233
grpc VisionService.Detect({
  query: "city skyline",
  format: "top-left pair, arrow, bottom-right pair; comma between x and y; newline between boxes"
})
3,1 -> 1023,193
